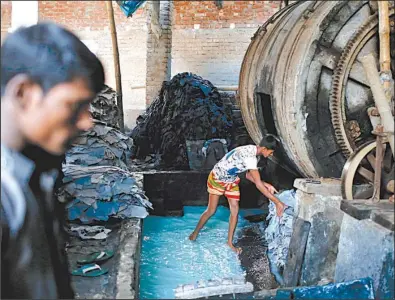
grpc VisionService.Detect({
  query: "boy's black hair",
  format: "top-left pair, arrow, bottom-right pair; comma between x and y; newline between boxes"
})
259,134 -> 280,150
1,22 -> 105,97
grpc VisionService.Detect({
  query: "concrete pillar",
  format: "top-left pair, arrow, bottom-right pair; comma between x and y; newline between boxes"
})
293,179 -> 343,286
292,178 -> 394,299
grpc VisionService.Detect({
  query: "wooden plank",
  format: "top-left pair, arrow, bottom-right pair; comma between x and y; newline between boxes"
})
283,218 -> 311,287
106,0 -> 124,131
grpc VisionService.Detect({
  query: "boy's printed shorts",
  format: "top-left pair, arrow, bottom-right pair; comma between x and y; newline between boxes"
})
207,171 -> 240,201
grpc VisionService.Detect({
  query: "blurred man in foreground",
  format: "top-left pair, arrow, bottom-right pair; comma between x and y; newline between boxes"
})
1,22 -> 105,299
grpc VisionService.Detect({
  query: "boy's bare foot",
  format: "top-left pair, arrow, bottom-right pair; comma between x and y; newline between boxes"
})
227,243 -> 242,254
189,232 -> 198,241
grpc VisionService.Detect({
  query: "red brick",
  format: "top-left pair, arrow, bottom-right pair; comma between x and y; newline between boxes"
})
1,1 -> 12,39
173,0 -> 277,28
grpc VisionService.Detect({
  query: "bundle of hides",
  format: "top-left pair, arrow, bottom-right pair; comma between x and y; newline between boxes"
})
66,121 -> 132,170
265,190 -> 296,283
90,85 -> 119,129
59,165 -> 152,224
130,72 -> 233,169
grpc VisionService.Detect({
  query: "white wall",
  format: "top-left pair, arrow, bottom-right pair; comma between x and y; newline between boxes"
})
10,1 -> 38,32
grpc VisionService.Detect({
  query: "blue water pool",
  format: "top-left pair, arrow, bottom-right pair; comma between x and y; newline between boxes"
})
139,206 -> 263,299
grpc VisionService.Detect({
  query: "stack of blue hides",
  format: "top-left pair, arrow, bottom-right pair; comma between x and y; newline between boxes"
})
60,120 -> 152,224
62,165 -> 152,223
66,121 -> 133,170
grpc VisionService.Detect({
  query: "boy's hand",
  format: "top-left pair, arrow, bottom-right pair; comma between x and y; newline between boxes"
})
275,201 -> 286,217
264,182 -> 278,194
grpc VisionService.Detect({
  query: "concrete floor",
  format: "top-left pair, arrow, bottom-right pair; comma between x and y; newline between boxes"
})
66,219 -> 141,299
67,221 -> 122,299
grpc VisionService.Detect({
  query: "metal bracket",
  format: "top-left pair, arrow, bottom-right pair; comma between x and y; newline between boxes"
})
371,125 -> 387,203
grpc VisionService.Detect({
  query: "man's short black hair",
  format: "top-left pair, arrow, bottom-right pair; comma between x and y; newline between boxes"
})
1,22 -> 105,97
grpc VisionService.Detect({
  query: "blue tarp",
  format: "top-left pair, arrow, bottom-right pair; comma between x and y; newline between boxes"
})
116,1 -> 146,17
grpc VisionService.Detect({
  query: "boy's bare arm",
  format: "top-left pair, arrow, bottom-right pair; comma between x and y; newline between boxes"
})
247,169 -> 286,217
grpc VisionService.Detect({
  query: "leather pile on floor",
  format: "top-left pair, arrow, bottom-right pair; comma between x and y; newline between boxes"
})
130,72 -> 233,169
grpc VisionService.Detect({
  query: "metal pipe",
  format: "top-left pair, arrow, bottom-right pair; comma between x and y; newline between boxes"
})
361,54 -> 394,155
378,1 -> 391,72
372,126 -> 384,202
378,0 -> 393,100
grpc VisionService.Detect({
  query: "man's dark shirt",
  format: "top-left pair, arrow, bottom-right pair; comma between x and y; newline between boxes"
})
1,145 -> 73,299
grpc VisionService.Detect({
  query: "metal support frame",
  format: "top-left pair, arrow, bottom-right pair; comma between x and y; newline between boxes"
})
372,126 -> 385,202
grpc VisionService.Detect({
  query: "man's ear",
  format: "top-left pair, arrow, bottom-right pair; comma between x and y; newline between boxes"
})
3,74 -> 43,110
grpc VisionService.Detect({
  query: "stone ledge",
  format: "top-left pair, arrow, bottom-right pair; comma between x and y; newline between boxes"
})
115,218 -> 142,299
371,211 -> 394,232
340,200 -> 394,231
294,178 -> 342,196
294,190 -> 342,221
174,278 -> 253,299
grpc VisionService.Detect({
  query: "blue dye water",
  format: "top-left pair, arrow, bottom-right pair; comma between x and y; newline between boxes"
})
139,206 -> 263,299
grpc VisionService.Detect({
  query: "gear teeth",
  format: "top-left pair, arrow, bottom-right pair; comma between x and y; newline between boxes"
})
329,8 -> 394,158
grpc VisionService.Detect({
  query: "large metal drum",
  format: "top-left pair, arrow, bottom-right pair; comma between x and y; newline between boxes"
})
238,0 -> 394,178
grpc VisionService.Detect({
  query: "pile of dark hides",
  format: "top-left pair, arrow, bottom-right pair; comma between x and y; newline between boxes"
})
59,121 -> 152,224
130,72 -> 233,169
59,165 -> 152,224
66,121 -> 132,170
90,85 -> 119,129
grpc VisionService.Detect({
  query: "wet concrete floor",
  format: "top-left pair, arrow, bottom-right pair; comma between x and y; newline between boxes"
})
66,213 -> 277,298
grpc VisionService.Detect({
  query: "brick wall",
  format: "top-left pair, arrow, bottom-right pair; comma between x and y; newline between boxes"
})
38,1 -> 148,130
1,0 -> 282,128
171,1 -> 280,87
1,1 -> 11,42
